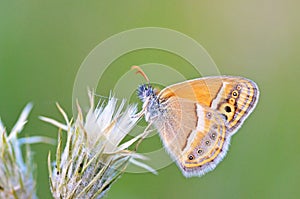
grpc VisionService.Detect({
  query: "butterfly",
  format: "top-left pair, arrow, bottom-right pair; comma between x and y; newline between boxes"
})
132,66 -> 259,177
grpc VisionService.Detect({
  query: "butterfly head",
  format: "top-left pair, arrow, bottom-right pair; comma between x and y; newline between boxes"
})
137,84 -> 156,102
137,84 -> 164,121
132,66 -> 163,121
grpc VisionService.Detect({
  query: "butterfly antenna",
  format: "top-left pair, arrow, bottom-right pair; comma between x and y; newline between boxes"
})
131,65 -> 150,84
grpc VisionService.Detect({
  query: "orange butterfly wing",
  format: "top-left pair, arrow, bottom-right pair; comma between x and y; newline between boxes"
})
158,76 -> 259,133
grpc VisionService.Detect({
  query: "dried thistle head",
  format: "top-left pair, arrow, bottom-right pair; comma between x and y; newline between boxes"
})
41,91 -> 155,199
0,104 -> 54,199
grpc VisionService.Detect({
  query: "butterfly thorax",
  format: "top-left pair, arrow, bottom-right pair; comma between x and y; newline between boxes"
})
138,84 -> 165,122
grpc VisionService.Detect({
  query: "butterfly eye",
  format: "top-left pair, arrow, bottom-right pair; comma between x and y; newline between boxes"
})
224,106 -> 231,113
206,112 -> 212,119
232,90 -> 238,97
211,132 -> 216,140
188,155 -> 194,160
197,149 -> 203,154
229,98 -> 235,105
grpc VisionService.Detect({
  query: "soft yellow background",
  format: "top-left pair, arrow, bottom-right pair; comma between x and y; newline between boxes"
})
0,1 -> 299,199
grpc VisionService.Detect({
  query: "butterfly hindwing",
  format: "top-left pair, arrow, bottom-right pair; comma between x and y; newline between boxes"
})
152,96 -> 229,177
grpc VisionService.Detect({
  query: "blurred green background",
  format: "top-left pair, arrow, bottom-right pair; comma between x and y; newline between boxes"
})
0,1 -> 299,199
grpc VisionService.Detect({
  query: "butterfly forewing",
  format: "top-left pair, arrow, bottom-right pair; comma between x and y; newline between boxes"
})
159,76 -> 259,134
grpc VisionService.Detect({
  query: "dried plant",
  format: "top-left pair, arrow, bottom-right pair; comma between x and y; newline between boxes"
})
0,104 -> 54,199
41,91 -> 155,199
